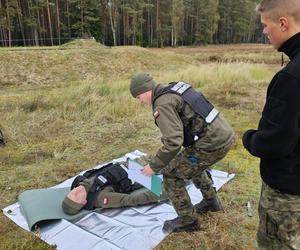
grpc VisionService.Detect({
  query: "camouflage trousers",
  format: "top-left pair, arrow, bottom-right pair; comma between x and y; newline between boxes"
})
162,139 -> 234,221
96,186 -> 163,208
257,182 -> 300,250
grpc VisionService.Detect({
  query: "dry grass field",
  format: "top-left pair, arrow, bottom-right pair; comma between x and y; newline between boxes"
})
149,43 -> 285,64
0,40 -> 283,249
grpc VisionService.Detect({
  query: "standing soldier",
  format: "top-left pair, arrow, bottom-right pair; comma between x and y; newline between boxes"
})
130,73 -> 234,233
243,0 -> 300,249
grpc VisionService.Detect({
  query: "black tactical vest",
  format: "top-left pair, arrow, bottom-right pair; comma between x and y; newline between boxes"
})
71,162 -> 135,210
153,81 -> 219,147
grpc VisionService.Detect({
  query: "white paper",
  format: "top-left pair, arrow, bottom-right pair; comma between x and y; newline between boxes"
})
128,160 -> 152,190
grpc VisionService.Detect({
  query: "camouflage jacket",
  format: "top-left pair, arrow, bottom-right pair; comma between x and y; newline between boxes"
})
149,84 -> 234,172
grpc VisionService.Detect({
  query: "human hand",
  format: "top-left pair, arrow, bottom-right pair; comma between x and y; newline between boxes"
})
141,164 -> 154,176
67,185 -> 87,205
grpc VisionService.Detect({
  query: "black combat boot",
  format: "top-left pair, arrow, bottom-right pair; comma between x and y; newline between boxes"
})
195,196 -> 224,214
162,216 -> 200,233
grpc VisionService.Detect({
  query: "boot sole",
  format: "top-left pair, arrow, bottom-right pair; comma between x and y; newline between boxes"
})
195,208 -> 224,214
163,222 -> 200,234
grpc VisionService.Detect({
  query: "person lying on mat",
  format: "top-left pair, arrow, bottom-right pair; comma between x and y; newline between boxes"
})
62,160 -> 166,215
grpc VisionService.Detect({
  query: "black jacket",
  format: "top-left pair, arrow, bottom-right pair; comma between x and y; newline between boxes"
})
243,32 -> 300,195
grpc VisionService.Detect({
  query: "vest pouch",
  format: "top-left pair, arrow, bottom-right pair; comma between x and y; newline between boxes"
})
183,125 -> 195,147
119,178 -> 133,193
105,165 -> 131,192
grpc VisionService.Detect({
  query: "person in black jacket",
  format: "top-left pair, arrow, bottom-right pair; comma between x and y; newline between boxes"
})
242,0 -> 300,249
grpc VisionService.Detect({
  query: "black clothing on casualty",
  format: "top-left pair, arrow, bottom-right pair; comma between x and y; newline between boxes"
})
243,32 -> 300,195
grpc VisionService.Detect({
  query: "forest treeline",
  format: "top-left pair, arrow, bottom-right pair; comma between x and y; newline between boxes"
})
0,0 -> 266,47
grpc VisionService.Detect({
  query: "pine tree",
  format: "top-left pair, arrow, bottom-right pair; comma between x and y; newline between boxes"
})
195,0 -> 219,45
0,0 -> 264,47
171,0 -> 184,47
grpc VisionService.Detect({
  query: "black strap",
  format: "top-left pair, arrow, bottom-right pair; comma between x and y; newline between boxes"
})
82,162 -> 114,179
71,176 -> 87,190
0,129 -> 6,146
84,175 -> 109,209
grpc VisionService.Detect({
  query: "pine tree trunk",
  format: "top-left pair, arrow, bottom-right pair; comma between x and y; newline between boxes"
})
108,0 -> 116,46
122,0 -> 126,45
0,26 -> 5,47
147,0 -> 150,46
191,16 -> 194,44
42,8 -> 46,45
46,0 -> 53,46
174,27 -> 177,47
2,27 -> 8,47
36,8 -> 42,45
80,0 -> 84,37
5,0 -> 11,47
150,8 -> 153,46
34,28 -> 39,46
0,1 -> 2,46
16,0 -> 26,46
66,0 -> 71,39
171,26 -> 174,47
27,0 -> 33,46
56,0 -> 61,45
156,0 -> 160,47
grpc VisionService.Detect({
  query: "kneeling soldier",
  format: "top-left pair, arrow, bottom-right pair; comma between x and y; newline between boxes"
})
130,73 -> 235,233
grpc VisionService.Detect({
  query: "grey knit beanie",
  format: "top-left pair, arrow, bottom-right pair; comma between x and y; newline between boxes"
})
130,72 -> 156,97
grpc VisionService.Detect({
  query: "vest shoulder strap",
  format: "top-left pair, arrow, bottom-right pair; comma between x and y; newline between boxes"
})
153,81 -> 218,123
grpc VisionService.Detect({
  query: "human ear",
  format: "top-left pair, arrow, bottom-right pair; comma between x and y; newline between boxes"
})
279,17 -> 288,31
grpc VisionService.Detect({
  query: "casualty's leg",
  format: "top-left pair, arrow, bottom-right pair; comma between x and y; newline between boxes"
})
96,186 -> 162,208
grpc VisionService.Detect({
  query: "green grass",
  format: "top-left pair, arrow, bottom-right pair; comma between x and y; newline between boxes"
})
0,42 -> 280,249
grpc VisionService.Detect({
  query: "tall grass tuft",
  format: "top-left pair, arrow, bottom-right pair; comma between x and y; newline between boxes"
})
155,63 -> 273,89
